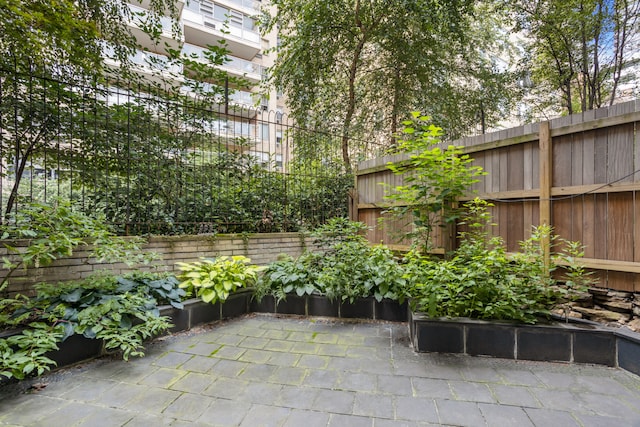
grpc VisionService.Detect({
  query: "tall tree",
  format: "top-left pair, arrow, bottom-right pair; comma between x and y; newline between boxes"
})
510,0 -> 640,115
262,0 -> 518,170
0,0 -> 183,75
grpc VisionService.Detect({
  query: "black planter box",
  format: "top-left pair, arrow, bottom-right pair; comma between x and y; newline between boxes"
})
375,299 -> 408,322
413,316 -> 464,353
573,330 -> 616,366
190,299 -> 222,326
616,330 -> 640,377
340,298 -> 374,319
308,295 -> 339,317
275,294 -> 307,315
466,323 -> 515,359
160,305 -> 191,333
517,326 -> 572,362
221,290 -> 250,319
47,334 -> 104,367
250,295 -> 276,313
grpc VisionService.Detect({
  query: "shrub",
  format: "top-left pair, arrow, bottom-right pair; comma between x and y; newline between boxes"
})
256,220 -> 408,304
406,199 -> 590,324
176,256 -> 260,304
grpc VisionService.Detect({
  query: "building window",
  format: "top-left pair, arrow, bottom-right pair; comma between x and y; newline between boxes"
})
276,131 -> 282,146
261,123 -> 269,142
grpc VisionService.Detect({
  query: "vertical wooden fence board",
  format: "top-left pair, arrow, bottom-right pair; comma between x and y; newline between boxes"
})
523,200 -> 536,240
593,194 -> 608,260
553,135 -> 573,187
552,199 -> 573,242
607,192 -> 634,262
607,123 -> 635,184
581,129 -> 596,185
499,147 -> 509,192
523,142 -> 534,190
582,195 -> 596,258
506,202 -> 524,252
507,145 -> 525,191
498,202 -> 509,246
635,192 -> 640,291
593,129 -> 608,184
490,149 -> 501,193
635,119 -> 640,184
570,133 -> 583,186
570,197 -> 584,244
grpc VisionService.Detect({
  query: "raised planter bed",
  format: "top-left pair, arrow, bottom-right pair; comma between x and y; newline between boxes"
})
11,293 -> 638,381
410,311 -> 640,376
249,293 -> 408,321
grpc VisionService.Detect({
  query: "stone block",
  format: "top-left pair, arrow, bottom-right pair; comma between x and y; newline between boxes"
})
250,295 -> 276,313
221,291 -> 250,319
617,332 -> 640,376
374,299 -> 408,322
189,299 -> 221,326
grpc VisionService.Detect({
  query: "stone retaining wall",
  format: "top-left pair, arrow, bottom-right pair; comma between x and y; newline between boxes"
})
557,288 -> 640,332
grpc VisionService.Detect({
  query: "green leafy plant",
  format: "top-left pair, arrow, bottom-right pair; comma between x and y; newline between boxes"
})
317,242 -> 407,303
176,256 -> 260,304
256,220 -> 408,304
384,113 -> 485,253
311,217 -> 370,248
0,323 -> 63,380
0,272 -> 178,380
0,199 -> 157,294
254,253 -> 321,303
406,199 -> 591,324
115,272 -> 186,309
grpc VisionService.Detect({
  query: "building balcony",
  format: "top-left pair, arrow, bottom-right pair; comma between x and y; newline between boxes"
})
181,80 -> 258,117
103,46 -> 184,85
182,43 -> 262,83
181,9 -> 260,60
127,3 -> 184,53
216,0 -> 261,15
128,0 -> 185,15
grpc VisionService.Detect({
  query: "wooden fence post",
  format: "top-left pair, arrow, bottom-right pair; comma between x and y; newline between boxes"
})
539,121 -> 552,272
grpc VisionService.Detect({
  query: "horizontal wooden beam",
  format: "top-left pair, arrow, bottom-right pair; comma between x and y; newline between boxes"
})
550,111 -> 640,138
458,182 -> 640,202
552,182 -> 640,196
556,257 -> 640,274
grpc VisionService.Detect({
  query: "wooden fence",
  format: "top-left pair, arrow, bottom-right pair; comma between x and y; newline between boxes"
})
355,99 -> 640,292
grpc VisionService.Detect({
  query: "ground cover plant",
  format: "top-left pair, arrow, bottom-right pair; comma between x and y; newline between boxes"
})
0,272 -> 180,380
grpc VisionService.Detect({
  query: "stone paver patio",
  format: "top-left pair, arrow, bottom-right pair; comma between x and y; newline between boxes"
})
1,313 -> 640,426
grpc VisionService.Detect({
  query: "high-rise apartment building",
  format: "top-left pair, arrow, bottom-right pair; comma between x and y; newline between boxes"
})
104,0 -> 288,170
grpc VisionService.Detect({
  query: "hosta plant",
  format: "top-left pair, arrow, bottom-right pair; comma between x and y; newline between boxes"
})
176,256 -> 260,304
